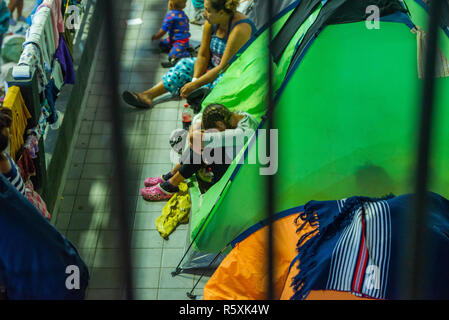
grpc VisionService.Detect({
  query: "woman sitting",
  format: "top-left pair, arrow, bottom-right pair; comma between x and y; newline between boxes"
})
122,0 -> 257,108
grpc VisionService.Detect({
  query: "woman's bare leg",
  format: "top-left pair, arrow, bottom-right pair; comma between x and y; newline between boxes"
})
136,81 -> 167,106
8,0 -> 17,14
17,0 -> 23,19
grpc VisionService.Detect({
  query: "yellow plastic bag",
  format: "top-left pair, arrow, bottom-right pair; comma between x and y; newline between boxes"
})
155,182 -> 191,239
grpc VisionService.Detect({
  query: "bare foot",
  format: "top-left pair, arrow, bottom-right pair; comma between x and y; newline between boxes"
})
137,92 -> 153,107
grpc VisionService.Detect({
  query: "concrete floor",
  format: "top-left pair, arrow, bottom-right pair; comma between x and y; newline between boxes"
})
52,0 -> 209,300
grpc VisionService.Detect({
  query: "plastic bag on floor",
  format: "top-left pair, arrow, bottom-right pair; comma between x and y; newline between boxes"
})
156,182 -> 191,239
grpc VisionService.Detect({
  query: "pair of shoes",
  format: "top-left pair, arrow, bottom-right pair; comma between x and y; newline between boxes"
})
18,16 -> 26,23
122,91 -> 152,109
141,184 -> 174,201
161,57 -> 181,68
144,176 -> 165,187
186,87 -> 212,113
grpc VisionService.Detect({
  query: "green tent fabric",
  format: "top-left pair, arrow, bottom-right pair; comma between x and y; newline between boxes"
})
202,4 -> 322,120
1,35 -> 26,63
188,0 -> 449,253
189,3 -> 323,252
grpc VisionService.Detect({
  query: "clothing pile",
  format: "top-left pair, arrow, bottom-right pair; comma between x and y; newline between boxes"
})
156,182 -> 191,239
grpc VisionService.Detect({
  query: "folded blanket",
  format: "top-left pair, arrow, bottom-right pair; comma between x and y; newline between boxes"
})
291,192 -> 449,300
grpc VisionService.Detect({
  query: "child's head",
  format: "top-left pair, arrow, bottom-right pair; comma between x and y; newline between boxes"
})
0,108 -> 12,155
169,0 -> 187,10
202,104 -> 233,131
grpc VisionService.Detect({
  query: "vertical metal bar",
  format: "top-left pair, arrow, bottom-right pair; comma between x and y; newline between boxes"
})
101,0 -> 134,300
186,245 -> 229,300
266,0 -> 275,301
404,0 -> 443,300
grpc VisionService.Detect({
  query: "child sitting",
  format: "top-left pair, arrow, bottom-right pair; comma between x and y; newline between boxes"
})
153,0 -> 191,68
141,104 -> 258,201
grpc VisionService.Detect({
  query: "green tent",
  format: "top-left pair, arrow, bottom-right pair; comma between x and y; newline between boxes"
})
184,0 -> 449,255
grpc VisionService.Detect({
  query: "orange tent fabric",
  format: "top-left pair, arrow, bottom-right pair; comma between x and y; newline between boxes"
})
203,210 -> 372,300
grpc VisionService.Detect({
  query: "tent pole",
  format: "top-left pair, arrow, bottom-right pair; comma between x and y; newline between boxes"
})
266,0 -> 275,301
172,181 -> 231,276
402,0 -> 444,299
186,245 -> 229,300
171,233 -> 197,276
101,0 -> 134,300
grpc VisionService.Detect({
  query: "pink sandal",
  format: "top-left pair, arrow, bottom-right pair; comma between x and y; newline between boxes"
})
141,184 -> 174,201
144,176 -> 165,187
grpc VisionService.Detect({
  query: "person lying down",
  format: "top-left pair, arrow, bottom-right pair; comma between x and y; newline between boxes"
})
142,103 -> 258,201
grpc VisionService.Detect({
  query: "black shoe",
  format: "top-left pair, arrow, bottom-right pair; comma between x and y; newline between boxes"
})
161,58 -> 180,68
187,45 -> 200,57
186,87 -> 212,113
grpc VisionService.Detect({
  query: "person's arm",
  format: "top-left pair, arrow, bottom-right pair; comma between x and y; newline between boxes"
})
197,22 -> 251,87
0,154 -> 12,174
203,115 -> 256,149
153,14 -> 171,41
188,113 -> 204,152
193,21 -> 213,79
152,28 -> 167,41
180,21 -> 252,98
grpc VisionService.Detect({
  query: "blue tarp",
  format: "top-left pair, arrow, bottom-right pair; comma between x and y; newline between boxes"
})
0,175 -> 89,300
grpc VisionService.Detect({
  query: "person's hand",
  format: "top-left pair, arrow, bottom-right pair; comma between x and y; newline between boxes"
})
151,34 -> 158,41
180,81 -> 198,99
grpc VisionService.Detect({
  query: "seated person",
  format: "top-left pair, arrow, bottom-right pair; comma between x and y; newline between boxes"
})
141,104 -> 258,200
123,0 -> 257,108
152,0 -> 191,68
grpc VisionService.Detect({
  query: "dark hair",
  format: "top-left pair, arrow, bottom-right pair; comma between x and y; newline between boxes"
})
208,0 -> 239,14
202,104 -> 233,129
0,108 -> 12,153
171,0 -> 187,10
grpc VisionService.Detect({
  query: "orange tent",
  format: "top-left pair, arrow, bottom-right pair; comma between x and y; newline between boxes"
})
203,208 -> 371,300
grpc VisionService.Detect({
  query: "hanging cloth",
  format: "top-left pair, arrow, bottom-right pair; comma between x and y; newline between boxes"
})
25,6 -> 56,76
155,182 -> 191,239
44,78 -> 60,124
18,42 -> 48,92
62,8 -> 74,58
1,87 -> 31,161
54,35 -> 75,84
417,27 -> 449,79
51,59 -> 64,90
38,0 -> 65,49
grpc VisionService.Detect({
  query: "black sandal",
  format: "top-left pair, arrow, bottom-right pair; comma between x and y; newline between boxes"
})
122,91 -> 152,109
161,57 -> 181,68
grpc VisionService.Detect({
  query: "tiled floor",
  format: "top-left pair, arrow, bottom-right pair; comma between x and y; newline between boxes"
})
52,0 -> 209,300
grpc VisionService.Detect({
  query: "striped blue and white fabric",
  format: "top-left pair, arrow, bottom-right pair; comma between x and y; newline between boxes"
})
2,155 -> 26,196
291,193 -> 449,300
325,199 -> 391,299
